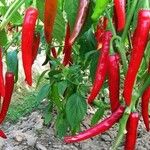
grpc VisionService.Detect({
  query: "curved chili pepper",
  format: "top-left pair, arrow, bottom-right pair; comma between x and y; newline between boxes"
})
0,72 -> 14,124
63,23 -> 72,66
114,0 -> 126,31
0,130 -> 7,139
69,0 -> 90,45
0,48 -> 5,97
63,23 -> 71,54
108,54 -> 120,112
32,32 -> 40,64
21,7 -> 38,86
64,105 -> 125,143
51,47 -> 57,58
123,10 -> 150,106
44,0 -> 58,44
91,0 -> 110,21
88,31 -> 112,104
141,87 -> 150,131
125,112 -> 139,150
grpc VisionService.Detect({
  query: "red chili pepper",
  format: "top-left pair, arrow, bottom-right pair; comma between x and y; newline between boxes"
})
108,54 -> 120,112
51,47 -> 57,58
63,23 -> 72,66
0,130 -> 7,139
63,23 -> 71,54
123,10 -> 150,106
125,112 -> 139,150
141,87 -> 150,131
64,105 -> 125,143
69,0 -> 90,45
114,0 -> 126,31
32,32 -> 40,64
44,0 -> 58,44
21,7 -> 38,86
88,31 -> 112,104
0,72 -> 14,124
0,48 -> 5,97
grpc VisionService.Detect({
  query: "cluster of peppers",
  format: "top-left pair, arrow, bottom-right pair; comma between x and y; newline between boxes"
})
63,1 -> 150,150
0,48 -> 15,139
1,0 -> 150,149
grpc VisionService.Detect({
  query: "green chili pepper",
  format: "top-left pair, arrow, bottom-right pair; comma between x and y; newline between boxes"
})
91,0 -> 110,21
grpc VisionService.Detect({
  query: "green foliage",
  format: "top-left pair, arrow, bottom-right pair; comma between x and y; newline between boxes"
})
0,29 -> 7,46
66,93 -> 87,129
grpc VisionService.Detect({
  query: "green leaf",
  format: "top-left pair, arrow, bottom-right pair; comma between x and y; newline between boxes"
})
36,69 -> 49,88
0,29 -> 7,46
55,112 -> 69,138
66,93 -> 87,129
36,0 -> 44,22
51,83 -> 63,111
91,108 -> 105,126
52,9 -> 65,43
57,81 -> 68,96
43,102 -> 53,125
36,84 -> 50,102
64,0 -> 79,30
6,50 -> 18,82
10,11 -> 22,25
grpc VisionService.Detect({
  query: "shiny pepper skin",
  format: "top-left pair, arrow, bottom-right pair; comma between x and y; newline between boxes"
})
32,32 -> 40,65
44,0 -> 58,44
69,0 -> 90,45
125,112 -> 139,150
0,48 -> 5,97
141,87 -> 150,131
64,105 -> 125,143
21,7 -> 38,86
108,54 -> 120,112
88,31 -> 112,104
123,10 -> 150,106
0,72 -> 14,124
63,23 -> 72,66
114,0 -> 126,31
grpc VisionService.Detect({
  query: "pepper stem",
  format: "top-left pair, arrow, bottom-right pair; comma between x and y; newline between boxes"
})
121,0 -> 138,43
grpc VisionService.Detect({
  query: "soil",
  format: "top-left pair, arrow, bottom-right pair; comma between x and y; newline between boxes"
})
1,110 -> 150,150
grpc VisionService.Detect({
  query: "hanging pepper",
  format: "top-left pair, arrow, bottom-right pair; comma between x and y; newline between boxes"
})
21,7 -> 38,86
44,0 -> 58,44
88,31 -> 112,104
64,105 -> 125,143
63,23 -> 71,54
114,0 -> 126,31
91,0 -> 110,22
0,72 -> 14,124
32,32 -> 40,65
63,23 -> 72,66
124,112 -> 139,150
108,54 -> 120,112
123,10 -> 150,106
141,87 -> 150,131
0,130 -> 7,139
51,47 -> 57,58
69,0 -> 90,45
0,48 -> 5,97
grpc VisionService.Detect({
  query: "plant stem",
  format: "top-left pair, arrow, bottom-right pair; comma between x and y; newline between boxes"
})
121,0 -> 138,43
0,0 -> 24,30
3,31 -> 21,54
106,11 -> 116,36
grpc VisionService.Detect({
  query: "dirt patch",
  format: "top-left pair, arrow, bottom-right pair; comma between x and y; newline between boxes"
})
0,110 -> 150,150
